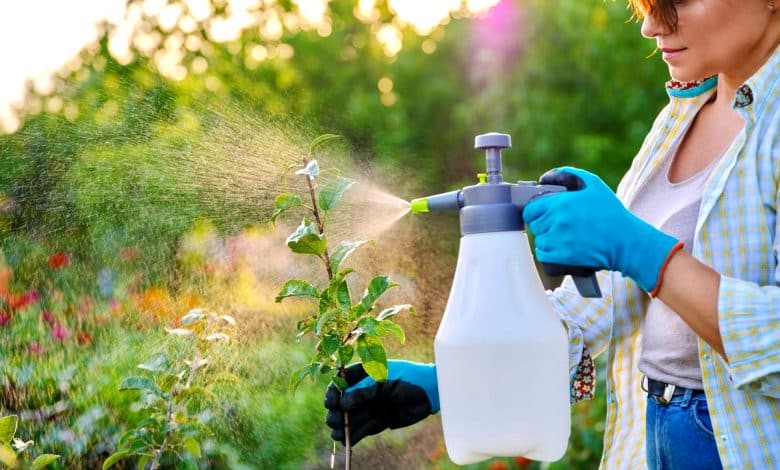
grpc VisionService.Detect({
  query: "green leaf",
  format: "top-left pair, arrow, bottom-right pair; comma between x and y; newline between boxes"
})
289,363 -> 319,393
321,334 -> 340,356
271,192 -> 303,223
337,345 -> 354,366
356,317 -> 381,335
331,374 -> 348,391
181,437 -> 202,458
380,320 -> 406,344
333,280 -> 351,310
180,308 -> 204,325
137,455 -> 152,470
295,159 -> 320,178
276,279 -> 320,303
137,353 -> 171,374
376,304 -> 415,321
295,317 -> 316,342
0,415 -> 17,444
314,309 -> 337,335
102,449 -> 130,470
129,438 -> 151,453
0,443 -> 18,469
319,177 -> 355,211
286,218 -> 327,255
321,269 -> 353,311
118,429 -> 142,449
119,376 -> 160,395
358,276 -> 398,312
179,386 -> 215,402
31,454 -> 60,469
310,134 -> 342,154
329,240 -> 370,273
356,334 -> 388,381
165,328 -> 194,337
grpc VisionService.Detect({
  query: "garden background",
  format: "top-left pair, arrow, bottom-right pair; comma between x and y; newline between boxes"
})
0,0 -> 669,468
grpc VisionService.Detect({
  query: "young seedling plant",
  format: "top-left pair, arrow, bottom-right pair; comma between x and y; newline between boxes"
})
0,415 -> 59,469
103,308 -> 237,470
274,135 -> 413,469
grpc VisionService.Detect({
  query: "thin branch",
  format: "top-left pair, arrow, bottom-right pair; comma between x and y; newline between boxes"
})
300,156 -> 350,468
302,157 -> 333,280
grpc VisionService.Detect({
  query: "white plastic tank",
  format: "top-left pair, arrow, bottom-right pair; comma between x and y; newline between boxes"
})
434,230 -> 570,465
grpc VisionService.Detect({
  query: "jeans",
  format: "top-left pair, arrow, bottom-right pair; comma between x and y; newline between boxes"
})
646,388 -> 723,470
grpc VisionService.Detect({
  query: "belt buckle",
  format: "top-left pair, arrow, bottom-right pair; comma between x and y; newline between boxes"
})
659,383 -> 676,405
641,375 -> 676,405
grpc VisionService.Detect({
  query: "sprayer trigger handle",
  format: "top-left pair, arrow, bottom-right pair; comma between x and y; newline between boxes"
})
538,169 -> 585,191
542,263 -> 602,298
572,274 -> 602,298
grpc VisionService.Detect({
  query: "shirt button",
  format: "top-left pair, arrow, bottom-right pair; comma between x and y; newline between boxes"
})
720,435 -> 729,444
703,354 -> 711,361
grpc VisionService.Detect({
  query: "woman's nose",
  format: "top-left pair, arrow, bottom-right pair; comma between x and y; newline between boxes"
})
641,13 -> 666,38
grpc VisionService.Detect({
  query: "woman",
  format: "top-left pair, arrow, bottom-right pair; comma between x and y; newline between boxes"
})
325,1 -> 780,468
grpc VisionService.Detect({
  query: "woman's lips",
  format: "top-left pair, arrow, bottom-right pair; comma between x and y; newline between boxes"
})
661,47 -> 687,61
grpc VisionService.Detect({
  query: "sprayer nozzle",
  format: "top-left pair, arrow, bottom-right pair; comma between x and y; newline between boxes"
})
410,198 -> 429,214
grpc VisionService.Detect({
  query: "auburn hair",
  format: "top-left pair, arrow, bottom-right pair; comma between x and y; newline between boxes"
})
628,0 -> 679,31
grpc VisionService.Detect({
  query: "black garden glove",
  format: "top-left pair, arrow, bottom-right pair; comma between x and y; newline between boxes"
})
324,360 -> 439,445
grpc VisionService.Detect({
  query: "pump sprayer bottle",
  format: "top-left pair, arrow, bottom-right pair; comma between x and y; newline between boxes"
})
410,133 -> 600,465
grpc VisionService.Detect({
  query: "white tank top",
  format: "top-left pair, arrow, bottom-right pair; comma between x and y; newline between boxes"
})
631,143 -> 719,389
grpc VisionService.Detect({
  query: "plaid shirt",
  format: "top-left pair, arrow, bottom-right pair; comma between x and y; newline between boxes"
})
549,45 -> 780,469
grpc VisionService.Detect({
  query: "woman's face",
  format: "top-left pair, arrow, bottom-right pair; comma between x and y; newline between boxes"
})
641,0 -> 776,82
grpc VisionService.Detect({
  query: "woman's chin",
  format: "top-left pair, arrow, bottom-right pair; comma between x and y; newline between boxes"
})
668,66 -> 710,84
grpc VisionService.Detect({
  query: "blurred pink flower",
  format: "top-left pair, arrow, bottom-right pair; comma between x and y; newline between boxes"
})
0,311 -> 10,327
41,310 -> 56,325
52,324 -> 70,341
28,342 -> 44,355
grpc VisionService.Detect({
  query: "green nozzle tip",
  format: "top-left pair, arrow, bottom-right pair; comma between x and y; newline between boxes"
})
410,197 -> 429,213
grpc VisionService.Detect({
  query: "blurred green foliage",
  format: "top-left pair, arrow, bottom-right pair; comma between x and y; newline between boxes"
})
0,0 -> 672,467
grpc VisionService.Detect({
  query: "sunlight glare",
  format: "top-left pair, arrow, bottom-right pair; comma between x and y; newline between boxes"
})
294,0 -> 329,27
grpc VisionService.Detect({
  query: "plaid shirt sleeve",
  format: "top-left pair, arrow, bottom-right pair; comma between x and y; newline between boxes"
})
717,167 -> 780,399
719,274 -> 780,399
546,145 -> 659,405
548,270 -> 614,403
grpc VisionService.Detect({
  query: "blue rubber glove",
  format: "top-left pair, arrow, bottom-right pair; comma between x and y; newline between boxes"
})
522,167 -> 682,294
324,360 -> 439,445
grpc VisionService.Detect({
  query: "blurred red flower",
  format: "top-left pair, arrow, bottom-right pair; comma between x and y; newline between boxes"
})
514,456 -> 532,468
52,323 -> 70,341
7,290 -> 40,310
488,461 -> 510,470
49,252 -> 69,269
28,342 -> 45,355
76,331 -> 92,346
0,311 -> 10,327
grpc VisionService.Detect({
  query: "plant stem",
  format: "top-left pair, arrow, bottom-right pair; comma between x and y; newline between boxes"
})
339,365 -> 353,468
150,393 -> 175,470
152,343 -> 201,470
302,157 -> 333,280
301,156 -> 350,469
